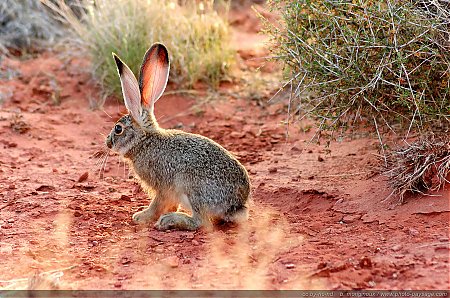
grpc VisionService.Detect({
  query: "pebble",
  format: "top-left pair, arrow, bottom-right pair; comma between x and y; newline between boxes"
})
78,172 -> 89,183
164,256 -> 180,268
120,194 -> 131,202
192,240 -> 199,246
359,257 -> 372,268
391,244 -> 402,252
342,214 -> 361,224
317,156 -> 324,162
285,263 -> 295,269
7,219 -> 14,223
1,224 -> 13,229
268,167 -> 277,173
408,228 -> 419,236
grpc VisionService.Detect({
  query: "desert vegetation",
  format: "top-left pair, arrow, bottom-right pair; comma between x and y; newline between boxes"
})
44,0 -> 234,97
0,0 -> 64,54
262,0 -> 449,198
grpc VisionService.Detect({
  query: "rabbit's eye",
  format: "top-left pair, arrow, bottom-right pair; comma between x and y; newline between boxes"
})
114,124 -> 124,135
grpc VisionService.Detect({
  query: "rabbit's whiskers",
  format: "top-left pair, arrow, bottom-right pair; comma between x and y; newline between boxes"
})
92,152 -> 107,179
102,109 -> 113,119
99,152 -> 110,179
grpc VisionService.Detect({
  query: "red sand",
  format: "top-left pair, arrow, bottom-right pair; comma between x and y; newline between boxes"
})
0,4 -> 448,291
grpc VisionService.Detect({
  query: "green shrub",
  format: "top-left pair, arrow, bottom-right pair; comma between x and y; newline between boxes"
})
263,0 -> 450,138
45,0 -> 234,97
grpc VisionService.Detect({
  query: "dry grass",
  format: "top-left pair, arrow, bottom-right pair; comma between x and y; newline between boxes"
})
44,0 -> 234,98
0,0 -> 64,54
383,134 -> 450,201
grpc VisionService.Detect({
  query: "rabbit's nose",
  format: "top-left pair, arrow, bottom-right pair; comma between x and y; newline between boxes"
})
106,136 -> 112,149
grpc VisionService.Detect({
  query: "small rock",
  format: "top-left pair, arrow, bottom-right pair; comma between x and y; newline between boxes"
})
52,168 -> 58,173
285,263 -> 295,269
154,247 -> 164,253
391,244 -> 402,252
120,194 -> 131,202
92,240 -> 99,247
1,224 -> 13,229
7,219 -> 14,223
317,156 -> 324,162
192,240 -> 199,246
308,176 -> 314,180
113,282 -> 122,288
359,257 -> 372,268
311,268 -> 330,277
307,150 -> 313,153
73,210 -> 82,217
8,184 -> 15,190
342,214 -> 361,224
164,256 -> 180,268
268,167 -> 277,173
121,257 -> 131,265
290,145 -> 301,152
408,228 -> 419,236
434,245 -> 449,252
78,172 -> 89,183
36,185 -> 55,192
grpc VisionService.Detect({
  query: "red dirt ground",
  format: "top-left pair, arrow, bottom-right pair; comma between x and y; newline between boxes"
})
0,3 -> 449,291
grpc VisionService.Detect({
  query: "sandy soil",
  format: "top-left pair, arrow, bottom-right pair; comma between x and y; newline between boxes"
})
0,3 -> 449,291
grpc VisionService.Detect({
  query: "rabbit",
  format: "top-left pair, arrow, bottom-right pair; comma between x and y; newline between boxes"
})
105,43 -> 251,231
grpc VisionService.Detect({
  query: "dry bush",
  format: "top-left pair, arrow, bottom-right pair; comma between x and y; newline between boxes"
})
383,134 -> 450,201
44,0 -> 234,98
262,0 -> 450,138
263,0 -> 450,198
0,0 -> 65,54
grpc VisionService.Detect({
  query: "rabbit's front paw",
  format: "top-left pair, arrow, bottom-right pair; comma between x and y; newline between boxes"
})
132,208 -> 154,224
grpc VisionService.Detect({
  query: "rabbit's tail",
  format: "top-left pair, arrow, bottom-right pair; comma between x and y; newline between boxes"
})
224,204 -> 249,223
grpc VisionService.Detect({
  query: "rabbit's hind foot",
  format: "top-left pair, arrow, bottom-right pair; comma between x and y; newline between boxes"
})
155,212 -> 202,231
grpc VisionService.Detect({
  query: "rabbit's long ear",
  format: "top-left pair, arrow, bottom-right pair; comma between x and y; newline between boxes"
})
139,43 -> 170,114
113,53 -> 142,122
